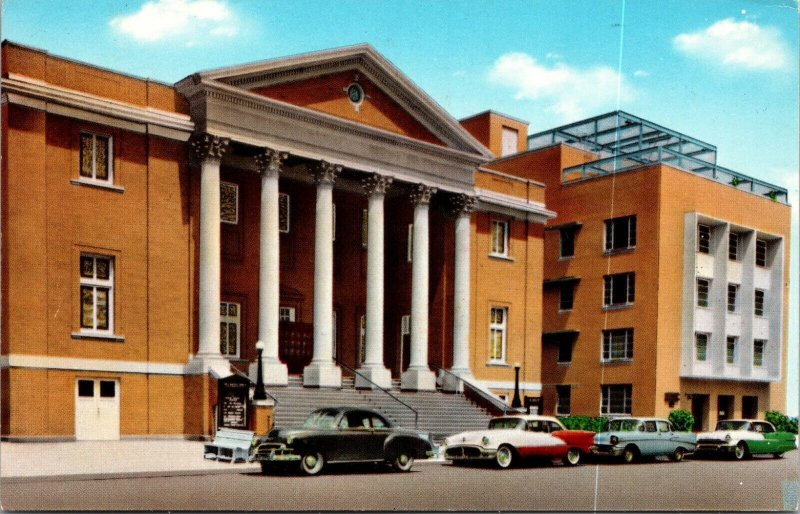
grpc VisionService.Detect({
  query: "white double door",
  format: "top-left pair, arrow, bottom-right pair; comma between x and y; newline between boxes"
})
75,378 -> 120,440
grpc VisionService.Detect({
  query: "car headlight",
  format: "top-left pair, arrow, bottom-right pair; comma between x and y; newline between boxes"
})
286,436 -> 294,445
725,434 -> 732,443
442,439 -> 448,447
481,436 -> 490,446
610,435 -> 619,445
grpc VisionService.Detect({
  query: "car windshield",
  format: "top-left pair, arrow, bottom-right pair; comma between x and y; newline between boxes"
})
608,419 -> 640,432
488,418 -> 523,430
716,420 -> 749,431
302,409 -> 340,429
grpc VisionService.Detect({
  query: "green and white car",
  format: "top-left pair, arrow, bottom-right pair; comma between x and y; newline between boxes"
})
695,419 -> 797,460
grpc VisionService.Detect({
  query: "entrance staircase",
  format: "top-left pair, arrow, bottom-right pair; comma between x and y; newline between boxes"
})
269,376 -> 494,442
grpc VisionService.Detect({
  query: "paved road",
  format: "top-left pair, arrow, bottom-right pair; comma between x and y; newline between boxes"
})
3,454 -> 798,511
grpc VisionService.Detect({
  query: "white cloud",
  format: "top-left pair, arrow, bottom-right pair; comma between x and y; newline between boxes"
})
545,52 -> 562,61
673,18 -> 790,71
633,70 -> 649,78
487,52 -> 633,120
110,0 -> 238,44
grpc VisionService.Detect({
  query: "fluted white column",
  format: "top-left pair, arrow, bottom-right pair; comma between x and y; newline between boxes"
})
304,161 -> 342,388
250,148 -> 289,386
444,194 -> 477,392
401,184 -> 437,391
187,133 -> 232,377
356,173 -> 393,389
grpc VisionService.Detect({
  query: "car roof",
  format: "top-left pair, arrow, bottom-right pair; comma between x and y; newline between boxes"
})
609,417 -> 670,423
312,406 -> 383,415
493,415 -> 562,423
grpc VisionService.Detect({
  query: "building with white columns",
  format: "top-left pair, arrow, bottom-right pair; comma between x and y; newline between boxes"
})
1,41 -> 554,440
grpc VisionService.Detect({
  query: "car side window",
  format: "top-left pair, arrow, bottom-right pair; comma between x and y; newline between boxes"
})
644,421 -> 657,433
527,421 -> 546,432
338,417 -> 350,429
371,415 -> 388,429
760,423 -> 774,433
548,421 -> 562,433
347,412 -> 371,429
656,421 -> 671,433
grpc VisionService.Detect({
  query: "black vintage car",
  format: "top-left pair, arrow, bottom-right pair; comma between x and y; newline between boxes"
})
250,406 -> 433,475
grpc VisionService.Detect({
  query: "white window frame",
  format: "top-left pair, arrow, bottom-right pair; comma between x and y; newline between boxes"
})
600,384 -> 632,415
79,254 -> 115,335
727,283 -> 739,313
726,336 -> 738,365
754,289 -> 765,317
728,232 -> 740,261
697,223 -> 711,254
79,132 -> 114,184
488,306 -> 508,364
697,278 -> 711,308
220,181 -> 239,225
220,301 -> 241,358
604,215 -> 637,252
490,220 -> 509,257
556,385 -> 571,416
603,273 -> 635,307
279,306 -> 296,323
602,328 -> 634,362
279,193 -> 290,234
753,339 -> 766,367
695,332 -> 709,362
755,239 -> 767,267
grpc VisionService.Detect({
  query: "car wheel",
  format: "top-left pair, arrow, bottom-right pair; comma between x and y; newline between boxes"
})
563,448 -> 581,466
670,447 -> 685,462
734,442 -> 749,461
622,445 -> 639,464
300,451 -> 325,475
392,451 -> 415,472
495,445 -> 515,469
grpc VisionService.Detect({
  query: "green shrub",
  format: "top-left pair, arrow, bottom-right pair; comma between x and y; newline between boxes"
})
668,409 -> 695,432
765,411 -> 799,434
558,416 -> 609,432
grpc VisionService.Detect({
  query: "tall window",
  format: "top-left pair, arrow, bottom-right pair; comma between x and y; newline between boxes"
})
753,340 -> 766,367
695,333 -> 708,362
601,385 -> 632,415
556,385 -> 571,416
603,273 -> 635,307
361,209 -> 368,249
559,284 -> 574,311
557,340 -> 572,363
604,215 -> 636,252
220,182 -> 239,224
697,278 -> 711,308
727,284 -> 739,313
279,306 -> 296,322
726,336 -> 738,365
278,193 -> 290,233
697,223 -> 711,253
728,232 -> 740,261
80,132 -> 113,183
220,302 -> 240,358
489,307 -> 508,363
407,224 -> 413,263
501,126 -> 518,157
754,290 -> 765,316
359,315 -> 367,364
755,239 -> 767,267
602,329 -> 634,361
490,220 -> 509,257
80,255 -> 114,333
559,227 -> 576,258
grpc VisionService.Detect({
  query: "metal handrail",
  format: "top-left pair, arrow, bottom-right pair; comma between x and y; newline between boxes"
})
335,359 -> 419,429
230,364 -> 279,405
436,367 -> 514,415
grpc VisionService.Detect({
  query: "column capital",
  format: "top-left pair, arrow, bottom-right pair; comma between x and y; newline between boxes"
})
409,183 -> 437,206
449,193 -> 477,217
311,160 -> 342,185
190,133 -> 230,162
362,173 -> 393,196
254,147 -> 288,176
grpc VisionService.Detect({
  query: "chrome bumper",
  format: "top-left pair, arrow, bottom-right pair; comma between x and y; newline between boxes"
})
443,445 -> 497,461
591,445 -> 625,457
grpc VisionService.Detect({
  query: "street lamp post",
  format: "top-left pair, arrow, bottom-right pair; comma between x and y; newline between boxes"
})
511,363 -> 522,409
254,341 -> 267,401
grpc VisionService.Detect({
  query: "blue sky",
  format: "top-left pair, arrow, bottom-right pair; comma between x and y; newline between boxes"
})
3,0 -> 798,415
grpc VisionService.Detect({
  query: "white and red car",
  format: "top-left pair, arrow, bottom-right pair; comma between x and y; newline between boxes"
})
442,415 -> 596,468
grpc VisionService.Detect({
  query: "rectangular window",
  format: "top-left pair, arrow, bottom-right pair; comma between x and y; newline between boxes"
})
332,311 -> 337,359
726,336 -> 738,365
728,232 -> 739,261
80,132 -> 113,182
697,223 -> 711,254
559,227 -> 576,258
407,224 -> 413,263
556,385 -> 571,416
559,284 -> 574,311
697,278 -> 710,308
220,302 -> 240,358
604,215 -> 637,252
754,290 -> 765,316
603,273 -> 635,307
755,239 -> 767,267
727,284 -> 739,313
488,307 -> 508,363
695,333 -> 708,362
79,254 -> 114,333
279,193 -> 290,233
490,220 -> 509,257
331,203 -> 336,242
501,126 -> 518,157
220,182 -> 239,224
753,339 -> 766,367
279,307 -> 296,322
600,385 -> 632,415
602,328 -> 634,361
557,341 -> 572,363
359,314 -> 366,364
361,209 -> 368,249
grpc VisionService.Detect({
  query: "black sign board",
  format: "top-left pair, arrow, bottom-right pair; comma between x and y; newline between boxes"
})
218,374 -> 251,429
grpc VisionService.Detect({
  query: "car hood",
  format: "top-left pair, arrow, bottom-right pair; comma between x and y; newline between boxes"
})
697,430 -> 759,441
445,429 -> 518,447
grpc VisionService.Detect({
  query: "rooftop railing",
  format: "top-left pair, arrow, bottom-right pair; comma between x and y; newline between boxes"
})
562,146 -> 789,204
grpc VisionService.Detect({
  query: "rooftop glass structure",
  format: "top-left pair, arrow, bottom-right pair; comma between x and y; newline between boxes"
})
527,111 -> 788,204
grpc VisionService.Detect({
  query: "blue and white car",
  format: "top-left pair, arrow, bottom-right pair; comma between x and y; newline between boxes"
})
592,417 -> 697,463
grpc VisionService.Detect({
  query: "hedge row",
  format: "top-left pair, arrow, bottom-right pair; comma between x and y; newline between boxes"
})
558,410 -> 799,434
765,411 -> 799,434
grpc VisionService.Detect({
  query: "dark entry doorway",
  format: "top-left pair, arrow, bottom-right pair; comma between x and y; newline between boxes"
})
691,394 -> 709,431
717,395 -> 734,422
742,396 -> 758,419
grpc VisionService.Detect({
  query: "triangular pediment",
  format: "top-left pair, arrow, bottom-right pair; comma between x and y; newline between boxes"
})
194,44 -> 492,158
